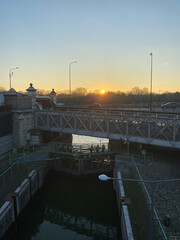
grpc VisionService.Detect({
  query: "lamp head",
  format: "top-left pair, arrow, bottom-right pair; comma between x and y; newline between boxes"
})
98,174 -> 109,181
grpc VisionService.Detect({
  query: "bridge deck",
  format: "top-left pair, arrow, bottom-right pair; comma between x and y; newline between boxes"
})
35,110 -> 180,149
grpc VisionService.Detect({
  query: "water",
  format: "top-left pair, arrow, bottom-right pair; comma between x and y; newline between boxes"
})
3,135 -> 120,240
72,134 -> 109,145
3,172 -> 120,240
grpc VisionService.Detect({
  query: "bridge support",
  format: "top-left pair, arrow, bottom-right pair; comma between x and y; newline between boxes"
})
109,139 -> 123,152
39,131 -> 73,144
12,111 -> 34,148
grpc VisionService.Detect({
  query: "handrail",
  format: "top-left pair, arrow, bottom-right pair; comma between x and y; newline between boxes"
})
0,159 -> 19,177
36,109 -> 180,121
0,153 -> 26,180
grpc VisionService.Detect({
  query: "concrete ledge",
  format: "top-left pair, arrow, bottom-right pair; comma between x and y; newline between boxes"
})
0,201 -> 14,238
14,178 -> 30,216
28,170 -> 38,198
37,167 -> 45,188
115,170 -> 134,240
0,164 -> 50,238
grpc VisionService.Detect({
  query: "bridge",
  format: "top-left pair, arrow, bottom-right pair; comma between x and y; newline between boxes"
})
34,109 -> 180,149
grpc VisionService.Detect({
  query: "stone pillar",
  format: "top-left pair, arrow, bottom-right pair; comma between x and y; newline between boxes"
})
12,111 -> 34,148
26,83 -> 37,110
50,88 -> 57,105
109,139 -> 123,152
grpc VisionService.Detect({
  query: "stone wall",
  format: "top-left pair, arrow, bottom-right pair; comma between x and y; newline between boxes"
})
12,111 -> 34,148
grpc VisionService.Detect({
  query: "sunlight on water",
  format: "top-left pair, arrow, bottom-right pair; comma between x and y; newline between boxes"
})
73,134 -> 109,145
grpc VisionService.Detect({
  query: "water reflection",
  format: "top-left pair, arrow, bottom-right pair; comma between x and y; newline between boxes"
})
3,171 -> 120,240
73,134 -> 108,145
31,221 -> 94,240
44,207 -> 118,239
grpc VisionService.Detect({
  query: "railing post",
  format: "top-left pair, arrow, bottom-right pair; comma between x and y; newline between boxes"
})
126,119 -> 129,137
149,182 -> 154,240
106,118 -> 109,136
74,114 -> 76,131
90,115 -> 92,132
173,119 -> 176,146
47,113 -> 49,128
148,118 -> 151,141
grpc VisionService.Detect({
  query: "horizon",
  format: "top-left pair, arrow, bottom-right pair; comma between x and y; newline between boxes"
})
1,85 -> 179,95
0,0 -> 180,93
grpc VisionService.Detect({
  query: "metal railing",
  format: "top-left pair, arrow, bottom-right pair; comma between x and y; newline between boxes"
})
0,157 -> 51,206
131,156 -> 167,240
51,141 -> 110,155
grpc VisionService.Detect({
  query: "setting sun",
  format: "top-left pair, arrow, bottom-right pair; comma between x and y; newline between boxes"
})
101,89 -> 105,94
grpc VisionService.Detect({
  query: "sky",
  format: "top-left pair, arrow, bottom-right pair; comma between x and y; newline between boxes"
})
0,0 -> 180,93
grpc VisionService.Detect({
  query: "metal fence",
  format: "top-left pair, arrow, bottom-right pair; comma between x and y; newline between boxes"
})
0,158 -> 51,206
115,155 -> 168,240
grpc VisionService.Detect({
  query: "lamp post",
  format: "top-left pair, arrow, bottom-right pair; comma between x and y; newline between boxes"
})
9,67 -> 18,89
149,53 -> 153,111
99,174 -> 180,240
69,61 -> 77,96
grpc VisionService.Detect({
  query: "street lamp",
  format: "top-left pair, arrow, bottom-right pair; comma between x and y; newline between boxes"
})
98,174 -> 180,183
9,67 -> 18,89
99,174 -> 180,240
149,53 -> 153,111
69,61 -> 77,96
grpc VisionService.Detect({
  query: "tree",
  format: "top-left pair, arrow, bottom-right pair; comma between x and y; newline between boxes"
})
0,87 -> 6,92
72,87 -> 87,96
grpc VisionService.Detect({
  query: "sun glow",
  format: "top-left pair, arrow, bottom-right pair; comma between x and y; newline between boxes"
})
101,89 -> 105,94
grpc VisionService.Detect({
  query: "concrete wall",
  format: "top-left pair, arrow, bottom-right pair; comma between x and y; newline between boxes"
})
0,201 -> 14,238
14,178 -> 31,216
12,111 -> 34,147
0,134 -> 13,157
28,170 -> 39,197
114,170 -> 134,240
0,166 -> 50,239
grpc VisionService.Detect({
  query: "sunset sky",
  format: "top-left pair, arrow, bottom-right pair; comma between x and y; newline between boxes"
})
0,0 -> 180,93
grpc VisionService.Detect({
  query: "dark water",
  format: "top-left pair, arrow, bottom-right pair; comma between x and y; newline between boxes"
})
3,171 -> 120,240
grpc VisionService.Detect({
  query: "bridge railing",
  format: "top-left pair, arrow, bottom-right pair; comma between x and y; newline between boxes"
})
50,141 -> 110,154
35,110 -> 180,149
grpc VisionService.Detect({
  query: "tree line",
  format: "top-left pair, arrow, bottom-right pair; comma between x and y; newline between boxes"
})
57,87 -> 180,106
1,86 -> 180,106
